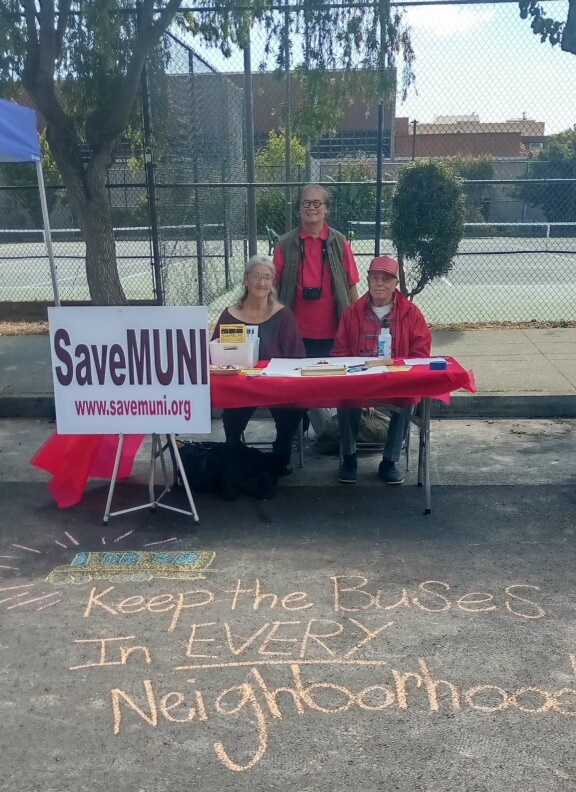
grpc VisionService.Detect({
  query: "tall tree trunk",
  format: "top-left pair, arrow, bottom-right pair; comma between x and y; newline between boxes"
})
397,251 -> 408,296
45,127 -> 128,306
78,162 -> 127,306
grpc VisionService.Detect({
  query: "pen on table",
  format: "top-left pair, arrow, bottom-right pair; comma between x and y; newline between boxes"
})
347,365 -> 368,373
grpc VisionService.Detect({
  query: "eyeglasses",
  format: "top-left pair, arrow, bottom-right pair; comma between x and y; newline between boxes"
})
301,199 -> 325,209
248,273 -> 274,283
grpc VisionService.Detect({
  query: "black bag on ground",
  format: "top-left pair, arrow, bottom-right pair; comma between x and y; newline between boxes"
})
177,441 -> 278,501
314,408 -> 389,455
177,442 -> 223,493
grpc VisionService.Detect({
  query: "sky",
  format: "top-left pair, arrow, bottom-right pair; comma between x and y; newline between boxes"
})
401,0 -> 575,134
178,0 -> 576,136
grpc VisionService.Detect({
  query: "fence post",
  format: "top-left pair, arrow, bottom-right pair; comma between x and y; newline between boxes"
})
374,0 -> 389,257
244,34 -> 258,258
284,0 -> 292,232
375,101 -> 384,258
139,18 -> 163,304
222,160 -> 232,288
188,50 -> 204,305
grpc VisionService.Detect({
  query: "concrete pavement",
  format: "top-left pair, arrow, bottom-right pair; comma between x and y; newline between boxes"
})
3,327 -> 576,418
2,415 -> 576,791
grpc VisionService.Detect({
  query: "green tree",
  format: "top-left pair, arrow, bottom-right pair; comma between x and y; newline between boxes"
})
0,130 -> 62,226
519,0 -> 576,54
0,0 -> 185,305
1,0 -> 417,303
391,161 -> 466,299
255,130 -> 306,175
255,130 -> 305,234
514,127 -> 576,225
445,154 -> 495,222
186,0 -> 414,151
330,154 -> 393,238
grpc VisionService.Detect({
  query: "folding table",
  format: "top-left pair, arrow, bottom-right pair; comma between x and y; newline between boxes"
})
210,356 -> 475,514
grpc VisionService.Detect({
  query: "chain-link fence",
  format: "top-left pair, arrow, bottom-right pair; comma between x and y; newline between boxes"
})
1,0 -> 575,325
146,32 -> 247,310
0,170 -> 155,303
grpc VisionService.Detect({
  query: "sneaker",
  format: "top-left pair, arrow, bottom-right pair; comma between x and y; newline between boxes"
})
378,458 -> 404,485
338,454 -> 358,484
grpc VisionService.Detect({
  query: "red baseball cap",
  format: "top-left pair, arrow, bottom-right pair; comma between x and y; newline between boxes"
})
369,256 -> 399,278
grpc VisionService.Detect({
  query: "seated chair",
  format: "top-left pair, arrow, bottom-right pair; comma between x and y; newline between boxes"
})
355,405 -> 414,472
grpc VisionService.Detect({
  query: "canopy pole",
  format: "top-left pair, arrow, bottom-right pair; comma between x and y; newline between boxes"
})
35,161 -> 60,306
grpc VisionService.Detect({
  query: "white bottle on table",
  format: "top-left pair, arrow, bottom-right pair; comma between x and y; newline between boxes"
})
378,320 -> 391,358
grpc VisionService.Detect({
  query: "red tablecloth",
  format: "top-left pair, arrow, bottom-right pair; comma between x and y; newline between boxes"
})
31,356 -> 474,508
211,357 -> 475,409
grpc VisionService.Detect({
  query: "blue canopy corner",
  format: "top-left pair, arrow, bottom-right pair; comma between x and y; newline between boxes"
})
0,98 -> 41,163
0,98 -> 59,304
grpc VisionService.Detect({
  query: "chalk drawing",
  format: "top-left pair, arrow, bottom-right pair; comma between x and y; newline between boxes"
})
6,591 -> 61,610
114,531 -> 133,543
0,583 -> 64,613
36,599 -> 62,610
45,550 -> 216,585
12,544 -> 41,554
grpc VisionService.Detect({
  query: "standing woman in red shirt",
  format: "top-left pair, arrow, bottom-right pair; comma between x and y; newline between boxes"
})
274,184 -> 360,431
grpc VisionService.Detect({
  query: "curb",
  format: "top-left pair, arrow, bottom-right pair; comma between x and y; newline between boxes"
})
0,395 -> 56,420
433,395 -> 576,419
2,394 -> 576,421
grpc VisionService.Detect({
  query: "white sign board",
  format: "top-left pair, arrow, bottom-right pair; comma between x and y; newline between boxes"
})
48,306 -> 211,435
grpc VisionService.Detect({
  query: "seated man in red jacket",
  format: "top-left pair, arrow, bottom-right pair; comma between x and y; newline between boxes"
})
332,255 -> 431,485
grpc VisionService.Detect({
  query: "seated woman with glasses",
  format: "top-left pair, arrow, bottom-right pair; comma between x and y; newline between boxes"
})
212,255 -> 306,476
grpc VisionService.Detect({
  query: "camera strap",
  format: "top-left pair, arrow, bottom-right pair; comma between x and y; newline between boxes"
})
299,237 -> 328,288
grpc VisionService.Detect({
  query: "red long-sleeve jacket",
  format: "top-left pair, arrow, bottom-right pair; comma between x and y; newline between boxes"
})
332,290 -> 431,407
331,290 -> 431,359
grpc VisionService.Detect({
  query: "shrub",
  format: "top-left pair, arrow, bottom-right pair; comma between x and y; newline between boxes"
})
391,160 -> 466,299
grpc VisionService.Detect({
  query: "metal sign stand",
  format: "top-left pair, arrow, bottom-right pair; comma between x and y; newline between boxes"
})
102,433 -> 199,525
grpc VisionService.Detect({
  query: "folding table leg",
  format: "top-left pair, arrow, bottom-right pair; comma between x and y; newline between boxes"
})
298,420 -> 304,469
405,422 -> 411,471
417,405 -> 425,487
422,398 -> 432,515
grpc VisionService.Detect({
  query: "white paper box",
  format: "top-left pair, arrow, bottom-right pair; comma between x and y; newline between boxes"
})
209,338 -> 260,368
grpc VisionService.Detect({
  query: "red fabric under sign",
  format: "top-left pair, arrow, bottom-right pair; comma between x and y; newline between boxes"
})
31,433 -> 145,508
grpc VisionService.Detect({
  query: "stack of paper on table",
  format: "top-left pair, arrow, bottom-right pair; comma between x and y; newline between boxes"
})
264,357 -> 382,377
